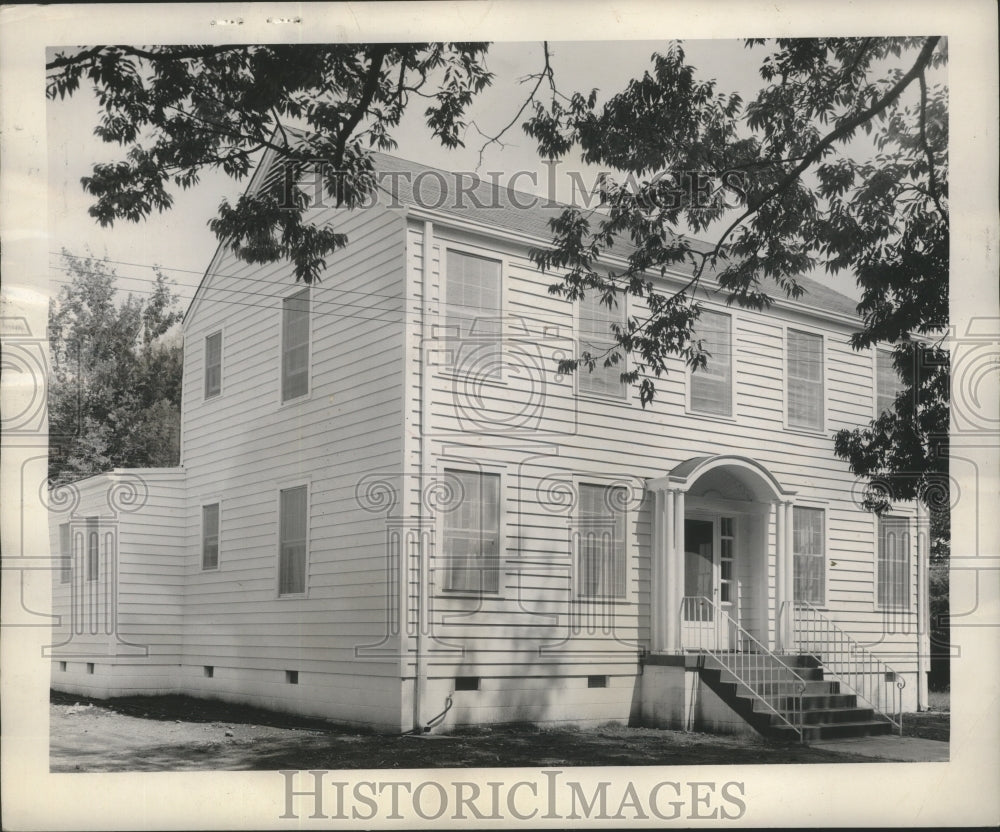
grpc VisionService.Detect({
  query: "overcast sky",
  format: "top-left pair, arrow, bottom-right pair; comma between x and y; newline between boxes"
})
48,39 -> 879,310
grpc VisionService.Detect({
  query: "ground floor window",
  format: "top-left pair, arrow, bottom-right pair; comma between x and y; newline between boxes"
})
577,483 -> 627,599
441,469 -> 501,593
793,506 -> 825,605
878,516 -> 910,609
279,486 -> 308,595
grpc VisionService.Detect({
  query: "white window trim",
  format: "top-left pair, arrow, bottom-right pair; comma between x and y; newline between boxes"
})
204,328 -> 224,400
437,241 -> 509,387
874,512 -> 915,613
573,289 -> 631,403
791,502 -> 830,609
58,522 -> 72,584
685,307 -> 738,422
433,459 -> 507,598
201,500 -> 222,571
278,286 -> 313,407
85,516 -> 100,583
571,473 -> 637,604
782,323 -> 828,435
275,479 -> 311,598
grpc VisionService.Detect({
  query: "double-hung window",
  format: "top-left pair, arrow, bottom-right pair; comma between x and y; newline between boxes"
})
444,250 -> 502,379
441,469 -> 501,593
204,332 -> 222,398
690,310 -> 733,417
577,483 -> 627,599
202,503 -> 220,570
281,289 -> 310,401
279,486 -> 308,595
878,516 -> 910,610
787,329 -> 824,430
877,348 -> 903,415
578,292 -> 626,398
793,506 -> 825,605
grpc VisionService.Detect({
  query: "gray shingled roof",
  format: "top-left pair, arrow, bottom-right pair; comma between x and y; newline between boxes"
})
368,151 -> 861,320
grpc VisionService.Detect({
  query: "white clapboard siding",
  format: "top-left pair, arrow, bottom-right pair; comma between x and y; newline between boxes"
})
178,198 -> 409,728
404,216 -> 921,683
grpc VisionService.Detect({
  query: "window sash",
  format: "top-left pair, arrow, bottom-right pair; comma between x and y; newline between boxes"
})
59,523 -> 71,584
86,517 -> 99,582
281,289 -> 310,401
578,293 -> 626,397
793,506 -> 825,605
577,484 -> 627,598
690,310 -> 733,416
445,251 -> 502,378
202,504 -> 220,570
877,349 -> 902,414
205,332 -> 222,398
878,517 -> 910,610
442,470 -> 500,593
787,329 -> 824,429
279,486 -> 308,595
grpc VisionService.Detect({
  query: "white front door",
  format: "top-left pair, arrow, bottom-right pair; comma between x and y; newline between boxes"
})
681,516 -> 738,650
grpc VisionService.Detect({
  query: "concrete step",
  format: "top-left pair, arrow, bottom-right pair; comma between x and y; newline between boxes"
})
769,719 -> 895,742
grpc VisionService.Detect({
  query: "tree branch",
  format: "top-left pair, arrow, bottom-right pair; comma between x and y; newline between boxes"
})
332,45 -> 389,170
918,70 -> 947,219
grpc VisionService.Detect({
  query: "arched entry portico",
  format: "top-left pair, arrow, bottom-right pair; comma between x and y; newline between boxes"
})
647,455 -> 798,653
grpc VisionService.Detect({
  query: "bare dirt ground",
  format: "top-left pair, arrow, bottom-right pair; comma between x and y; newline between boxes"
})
49,691 -> 949,772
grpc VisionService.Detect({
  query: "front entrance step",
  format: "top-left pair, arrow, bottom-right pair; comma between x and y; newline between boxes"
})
698,654 -> 895,742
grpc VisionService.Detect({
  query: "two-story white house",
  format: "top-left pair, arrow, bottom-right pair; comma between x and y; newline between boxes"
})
49,150 -> 933,741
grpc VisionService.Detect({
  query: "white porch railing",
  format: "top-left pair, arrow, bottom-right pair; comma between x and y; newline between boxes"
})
784,601 -> 905,734
681,596 -> 808,742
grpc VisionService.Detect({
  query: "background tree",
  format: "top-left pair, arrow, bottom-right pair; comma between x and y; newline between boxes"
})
48,251 -> 183,481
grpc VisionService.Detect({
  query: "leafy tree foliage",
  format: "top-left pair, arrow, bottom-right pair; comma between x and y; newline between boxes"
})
47,44 -> 492,284
48,38 -> 949,515
48,252 -> 183,481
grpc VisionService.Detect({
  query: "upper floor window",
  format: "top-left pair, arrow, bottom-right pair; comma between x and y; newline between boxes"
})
86,517 -> 99,582
202,503 -> 220,570
281,288 -> 310,401
690,310 -> 733,417
787,329 -> 824,430
59,523 -> 71,584
444,250 -> 501,378
577,483 -> 627,599
278,485 -> 308,595
793,506 -> 825,605
878,516 -> 910,610
877,348 -> 903,415
441,469 -> 501,593
204,331 -> 222,398
578,292 -> 626,398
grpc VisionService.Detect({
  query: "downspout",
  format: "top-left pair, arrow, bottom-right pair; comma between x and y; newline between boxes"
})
413,219 -> 434,732
915,504 -> 928,711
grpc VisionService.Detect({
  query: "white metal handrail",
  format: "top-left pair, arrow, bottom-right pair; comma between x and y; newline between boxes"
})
681,596 -> 808,742
785,601 -> 905,734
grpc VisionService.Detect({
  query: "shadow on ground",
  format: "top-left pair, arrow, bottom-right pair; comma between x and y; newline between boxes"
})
51,691 -> 945,772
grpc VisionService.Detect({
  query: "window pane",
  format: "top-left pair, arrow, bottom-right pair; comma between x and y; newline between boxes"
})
579,293 -> 626,397
282,289 -> 310,401
59,523 -> 72,583
878,517 -> 909,609
691,310 -> 732,416
793,507 -> 825,605
788,330 -> 824,429
445,251 -> 502,378
877,349 -> 902,414
86,517 -> 99,582
279,486 -> 308,594
205,332 -> 222,398
578,484 -> 627,598
442,470 -> 501,592
202,503 -> 220,570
